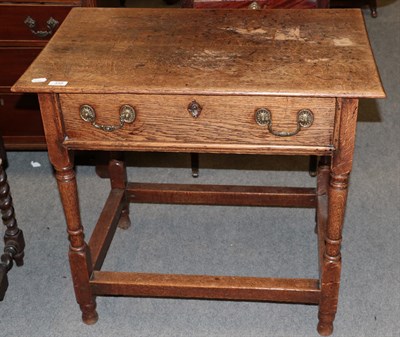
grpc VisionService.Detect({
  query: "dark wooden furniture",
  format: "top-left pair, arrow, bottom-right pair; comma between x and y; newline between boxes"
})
184,0 -> 378,16
0,0 -> 96,150
0,135 -> 25,301
184,0 -> 322,8
331,0 -> 378,17
13,8 -> 385,335
119,0 -> 181,5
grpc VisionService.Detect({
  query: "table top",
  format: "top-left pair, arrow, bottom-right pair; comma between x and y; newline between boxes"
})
13,8 -> 385,98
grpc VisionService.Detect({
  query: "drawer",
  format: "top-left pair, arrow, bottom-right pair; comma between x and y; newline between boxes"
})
60,94 -> 336,154
192,0 -> 316,9
0,5 -> 72,42
0,48 -> 42,86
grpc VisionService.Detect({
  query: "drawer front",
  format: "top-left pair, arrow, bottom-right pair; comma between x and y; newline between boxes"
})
0,92 -> 46,149
60,94 -> 335,153
0,92 -> 43,136
193,0 -> 316,9
0,48 -> 42,86
0,5 -> 72,42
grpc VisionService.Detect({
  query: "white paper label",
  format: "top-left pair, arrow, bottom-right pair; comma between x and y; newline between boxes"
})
31,78 -> 47,83
48,81 -> 68,86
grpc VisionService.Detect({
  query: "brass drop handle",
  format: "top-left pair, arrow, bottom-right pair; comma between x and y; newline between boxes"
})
255,108 -> 314,137
24,16 -> 59,38
248,1 -> 261,10
80,104 -> 136,132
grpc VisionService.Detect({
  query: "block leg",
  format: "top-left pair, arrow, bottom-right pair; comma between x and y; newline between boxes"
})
369,0 -> 378,17
315,156 -> 330,234
109,157 -> 131,230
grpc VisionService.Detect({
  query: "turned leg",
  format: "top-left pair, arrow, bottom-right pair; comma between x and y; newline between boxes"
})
55,162 -> 98,324
369,0 -> 378,17
0,157 -> 26,300
108,157 -> 131,229
317,98 -> 359,336
318,172 -> 348,335
190,153 -> 199,178
0,158 -> 25,267
309,155 -> 319,177
37,94 -> 98,322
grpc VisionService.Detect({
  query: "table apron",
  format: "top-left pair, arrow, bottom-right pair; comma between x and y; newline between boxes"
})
59,94 -> 337,155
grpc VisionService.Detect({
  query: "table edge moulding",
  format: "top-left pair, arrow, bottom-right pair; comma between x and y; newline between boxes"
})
11,8 -> 385,336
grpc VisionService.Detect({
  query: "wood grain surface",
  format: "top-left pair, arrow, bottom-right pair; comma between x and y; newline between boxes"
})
13,8 -> 385,98
90,271 -> 321,304
60,94 -> 336,152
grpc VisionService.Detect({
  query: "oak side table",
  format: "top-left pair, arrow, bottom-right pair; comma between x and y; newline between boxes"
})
12,8 -> 385,335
